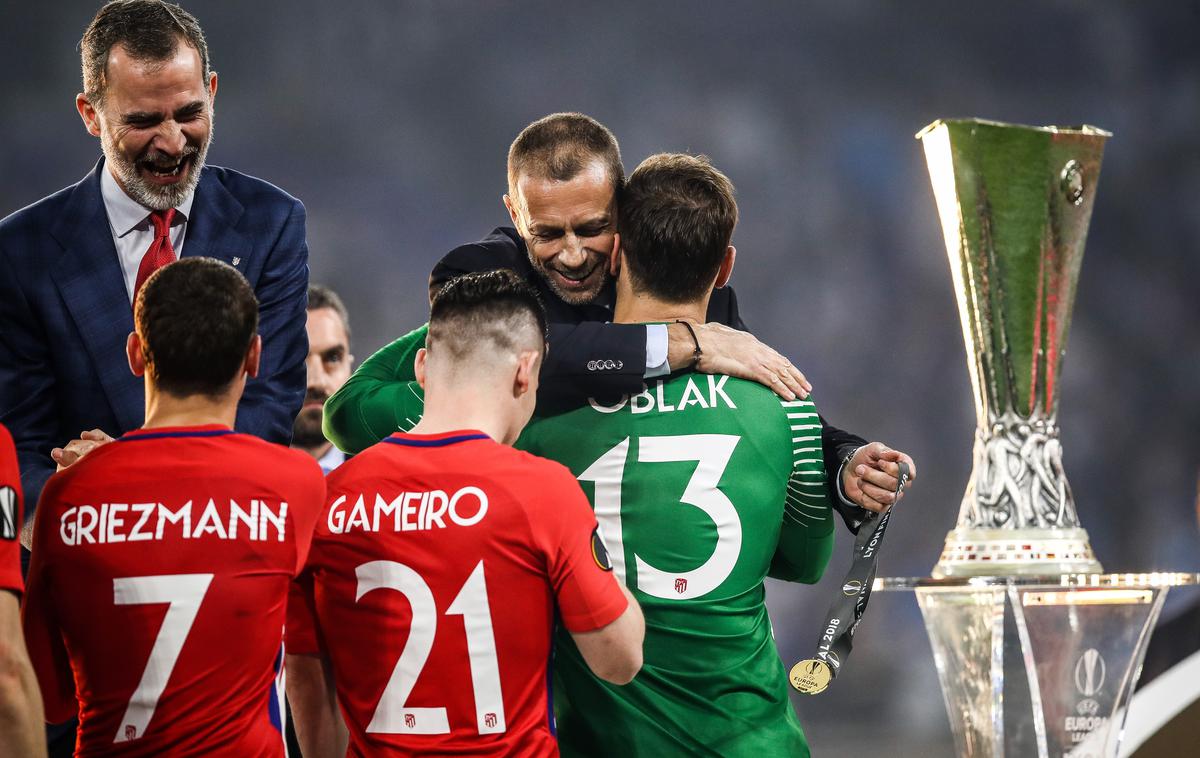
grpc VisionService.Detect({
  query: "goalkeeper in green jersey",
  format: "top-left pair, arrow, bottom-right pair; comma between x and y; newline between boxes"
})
517,153 -> 913,756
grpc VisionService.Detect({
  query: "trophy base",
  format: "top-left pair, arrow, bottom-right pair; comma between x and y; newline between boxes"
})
933,528 -> 1102,578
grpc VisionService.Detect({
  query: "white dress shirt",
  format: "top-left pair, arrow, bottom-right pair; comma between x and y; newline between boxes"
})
645,323 -> 669,377
317,444 -> 346,475
100,166 -> 195,303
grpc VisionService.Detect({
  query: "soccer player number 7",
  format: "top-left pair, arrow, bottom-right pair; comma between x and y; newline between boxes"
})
112,573 -> 214,743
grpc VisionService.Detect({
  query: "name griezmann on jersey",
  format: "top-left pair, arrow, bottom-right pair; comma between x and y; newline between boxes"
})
326,486 -> 488,535
58,499 -> 289,545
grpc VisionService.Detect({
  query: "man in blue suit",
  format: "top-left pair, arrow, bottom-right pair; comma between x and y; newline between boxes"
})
0,0 -> 307,547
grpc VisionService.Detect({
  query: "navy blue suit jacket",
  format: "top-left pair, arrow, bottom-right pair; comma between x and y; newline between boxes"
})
0,159 -> 308,517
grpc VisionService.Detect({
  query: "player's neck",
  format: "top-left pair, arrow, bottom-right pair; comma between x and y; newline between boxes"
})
613,274 -> 710,325
142,386 -> 238,430
410,390 -> 517,446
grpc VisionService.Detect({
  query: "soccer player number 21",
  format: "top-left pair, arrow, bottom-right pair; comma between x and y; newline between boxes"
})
578,434 -> 743,599
356,559 -> 507,735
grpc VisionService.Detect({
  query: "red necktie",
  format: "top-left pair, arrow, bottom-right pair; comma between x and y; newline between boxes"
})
133,208 -> 177,303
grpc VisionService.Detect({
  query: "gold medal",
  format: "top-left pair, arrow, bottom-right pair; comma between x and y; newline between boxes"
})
789,658 -> 832,695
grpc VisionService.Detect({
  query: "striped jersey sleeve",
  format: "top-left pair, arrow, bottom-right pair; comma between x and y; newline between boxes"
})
781,398 -> 831,527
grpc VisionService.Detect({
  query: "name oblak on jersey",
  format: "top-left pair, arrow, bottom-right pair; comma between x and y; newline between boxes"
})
588,374 -> 737,415
58,499 -> 289,546
326,486 -> 488,535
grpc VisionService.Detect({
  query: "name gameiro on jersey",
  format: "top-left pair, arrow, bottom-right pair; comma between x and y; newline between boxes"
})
326,486 -> 488,534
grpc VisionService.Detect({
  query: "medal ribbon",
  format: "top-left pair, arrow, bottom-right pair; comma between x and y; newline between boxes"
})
791,461 -> 908,694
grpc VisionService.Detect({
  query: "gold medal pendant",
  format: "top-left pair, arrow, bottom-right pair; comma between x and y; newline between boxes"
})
789,658 -> 832,695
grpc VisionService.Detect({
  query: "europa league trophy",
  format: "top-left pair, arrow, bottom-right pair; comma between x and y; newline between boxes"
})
921,118 -> 1105,578
875,119 -> 1200,758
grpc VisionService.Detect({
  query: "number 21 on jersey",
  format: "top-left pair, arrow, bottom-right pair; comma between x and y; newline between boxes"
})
357,560 -> 506,736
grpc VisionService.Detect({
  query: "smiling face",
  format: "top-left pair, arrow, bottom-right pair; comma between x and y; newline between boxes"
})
77,39 -> 216,211
506,159 -> 618,305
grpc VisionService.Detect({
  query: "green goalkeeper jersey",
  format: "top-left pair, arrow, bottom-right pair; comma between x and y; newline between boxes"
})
517,370 -> 835,758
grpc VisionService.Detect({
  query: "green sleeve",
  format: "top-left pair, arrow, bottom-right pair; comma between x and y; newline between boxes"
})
768,398 -> 836,583
768,501 -> 834,584
322,324 -> 428,454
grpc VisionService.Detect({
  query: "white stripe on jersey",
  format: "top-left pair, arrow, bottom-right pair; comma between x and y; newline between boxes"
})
780,400 -> 816,408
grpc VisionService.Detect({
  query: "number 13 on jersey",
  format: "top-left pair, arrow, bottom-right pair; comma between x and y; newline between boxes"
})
578,434 -> 743,600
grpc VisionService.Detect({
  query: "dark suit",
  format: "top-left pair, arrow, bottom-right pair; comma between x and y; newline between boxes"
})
0,159 -> 308,516
431,227 -> 871,530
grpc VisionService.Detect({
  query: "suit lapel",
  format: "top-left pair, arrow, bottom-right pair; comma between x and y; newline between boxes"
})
48,161 -> 142,432
183,168 -> 251,271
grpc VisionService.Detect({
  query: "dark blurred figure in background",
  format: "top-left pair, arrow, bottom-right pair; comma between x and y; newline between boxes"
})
1140,472 -> 1200,683
1129,472 -> 1200,758
292,285 -> 354,474
0,0 -> 308,541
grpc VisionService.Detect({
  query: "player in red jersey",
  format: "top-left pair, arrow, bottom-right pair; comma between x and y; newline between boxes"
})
1,423 -> 47,757
22,259 -> 325,757
287,270 -> 644,758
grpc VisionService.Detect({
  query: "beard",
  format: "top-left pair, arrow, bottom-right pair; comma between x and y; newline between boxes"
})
527,251 -> 610,305
102,123 -> 211,211
291,406 -> 327,450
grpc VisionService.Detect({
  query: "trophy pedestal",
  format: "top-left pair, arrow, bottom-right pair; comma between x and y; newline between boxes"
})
877,574 -> 1200,758
935,528 -> 1103,578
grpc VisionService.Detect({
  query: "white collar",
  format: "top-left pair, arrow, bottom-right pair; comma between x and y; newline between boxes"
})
100,160 -> 197,238
316,445 -> 346,473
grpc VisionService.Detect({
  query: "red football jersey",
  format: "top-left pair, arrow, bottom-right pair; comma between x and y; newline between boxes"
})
0,423 -> 22,595
22,425 -> 325,758
288,430 -> 627,757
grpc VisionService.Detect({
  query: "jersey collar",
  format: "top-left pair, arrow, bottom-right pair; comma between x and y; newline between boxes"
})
118,424 -> 236,442
384,430 -> 491,448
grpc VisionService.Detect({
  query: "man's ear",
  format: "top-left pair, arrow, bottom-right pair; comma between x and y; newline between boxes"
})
414,348 -> 428,390
208,71 -> 218,103
127,332 -> 145,377
244,336 -> 262,379
513,350 -> 539,399
77,94 -> 101,137
714,245 -> 737,289
608,233 -> 622,277
503,193 -> 522,230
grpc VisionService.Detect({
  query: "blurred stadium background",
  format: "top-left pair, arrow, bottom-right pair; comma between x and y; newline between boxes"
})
3,2 -> 1198,754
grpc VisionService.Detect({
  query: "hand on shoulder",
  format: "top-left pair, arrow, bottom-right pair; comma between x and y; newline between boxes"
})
668,321 -> 812,401
51,428 -> 114,471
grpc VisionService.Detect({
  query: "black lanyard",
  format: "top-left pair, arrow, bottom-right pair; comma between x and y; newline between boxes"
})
790,461 -> 908,695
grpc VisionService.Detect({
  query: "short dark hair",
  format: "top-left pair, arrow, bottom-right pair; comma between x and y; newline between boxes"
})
428,270 -> 547,363
619,153 -> 738,303
507,113 -> 624,198
307,284 -> 351,345
135,258 -> 258,398
81,0 -> 211,105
